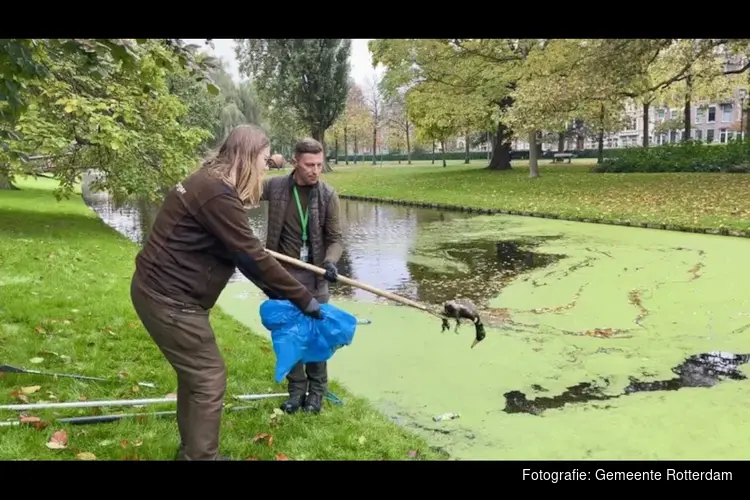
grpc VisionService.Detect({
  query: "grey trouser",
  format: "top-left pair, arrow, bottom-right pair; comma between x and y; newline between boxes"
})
130,274 -> 226,461
284,266 -> 330,397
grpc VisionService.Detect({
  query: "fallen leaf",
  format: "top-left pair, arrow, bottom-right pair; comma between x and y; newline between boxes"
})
46,430 -> 69,450
20,415 -> 41,424
78,395 -> 88,402
120,439 -> 128,449
275,453 -> 289,461
407,449 -> 419,458
29,357 -> 44,364
165,393 -> 177,399
131,385 -> 139,394
245,456 -> 260,461
10,390 -> 29,403
21,385 -> 41,395
260,345 -> 271,353
252,432 -> 273,447
76,452 -> 97,461
98,439 -> 114,447
358,435 -> 366,445
128,322 -> 139,328
134,440 -> 143,447
118,371 -> 128,379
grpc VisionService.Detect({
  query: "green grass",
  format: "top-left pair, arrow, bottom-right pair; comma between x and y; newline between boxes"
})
0,177 -> 442,461
313,160 -> 750,233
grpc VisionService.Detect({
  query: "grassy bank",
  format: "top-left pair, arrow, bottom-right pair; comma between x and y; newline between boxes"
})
318,162 -> 750,233
0,177 -> 441,461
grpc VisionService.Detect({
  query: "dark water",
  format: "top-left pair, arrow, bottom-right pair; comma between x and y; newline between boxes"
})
503,352 -> 750,415
81,187 -> 564,308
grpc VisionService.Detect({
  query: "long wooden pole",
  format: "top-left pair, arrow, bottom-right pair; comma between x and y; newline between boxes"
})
265,249 -> 445,320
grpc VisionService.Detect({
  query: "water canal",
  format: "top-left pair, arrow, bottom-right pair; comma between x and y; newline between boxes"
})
82,178 -> 750,460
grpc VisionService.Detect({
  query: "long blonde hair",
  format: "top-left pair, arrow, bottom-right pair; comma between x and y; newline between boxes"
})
201,124 -> 269,207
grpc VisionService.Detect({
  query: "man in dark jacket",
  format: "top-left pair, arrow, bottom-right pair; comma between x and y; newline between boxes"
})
262,138 -> 343,414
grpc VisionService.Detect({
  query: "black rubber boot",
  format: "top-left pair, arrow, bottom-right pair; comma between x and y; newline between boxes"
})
301,392 -> 323,414
280,393 -> 305,414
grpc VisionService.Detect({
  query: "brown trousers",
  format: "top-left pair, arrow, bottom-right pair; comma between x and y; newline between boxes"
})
130,274 -> 226,461
284,266 -> 330,397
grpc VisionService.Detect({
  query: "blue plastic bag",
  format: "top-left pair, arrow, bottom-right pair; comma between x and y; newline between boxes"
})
259,299 -> 358,383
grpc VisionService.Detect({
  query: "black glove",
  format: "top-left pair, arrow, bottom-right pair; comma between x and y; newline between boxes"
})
302,297 -> 323,320
322,260 -> 338,283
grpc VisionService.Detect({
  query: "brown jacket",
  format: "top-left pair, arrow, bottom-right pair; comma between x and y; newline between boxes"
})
261,173 -> 343,267
133,167 -> 316,312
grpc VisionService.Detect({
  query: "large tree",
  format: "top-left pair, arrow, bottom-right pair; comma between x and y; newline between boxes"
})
0,39 -> 219,198
234,39 -> 351,172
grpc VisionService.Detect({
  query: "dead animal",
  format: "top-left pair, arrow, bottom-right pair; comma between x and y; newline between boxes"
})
441,299 -> 487,348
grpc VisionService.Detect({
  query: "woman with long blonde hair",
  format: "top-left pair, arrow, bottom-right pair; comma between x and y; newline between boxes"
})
130,124 -> 322,461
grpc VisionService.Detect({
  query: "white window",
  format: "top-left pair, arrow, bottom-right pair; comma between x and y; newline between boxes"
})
721,104 -> 733,123
720,128 -> 727,143
696,107 -> 704,123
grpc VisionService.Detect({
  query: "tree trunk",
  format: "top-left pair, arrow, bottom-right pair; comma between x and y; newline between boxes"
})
597,104 -> 606,164
0,173 -> 19,190
354,135 -> 358,165
683,73 -> 693,141
344,127 -> 349,165
431,141 -> 435,164
528,130 -> 540,178
311,127 -> 332,173
464,133 -> 470,164
557,132 -> 565,152
487,120 -> 512,171
642,101 -> 651,148
334,135 -> 339,165
371,127 -> 377,165
441,140 -> 447,167
405,123 -> 412,165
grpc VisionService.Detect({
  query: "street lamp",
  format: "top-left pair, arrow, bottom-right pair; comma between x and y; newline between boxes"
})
740,88 -> 747,141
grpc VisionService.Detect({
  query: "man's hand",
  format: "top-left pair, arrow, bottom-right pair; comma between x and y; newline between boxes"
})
322,261 -> 338,283
302,297 -> 324,320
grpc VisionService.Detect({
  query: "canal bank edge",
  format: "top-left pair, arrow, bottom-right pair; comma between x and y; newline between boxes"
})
338,194 -> 750,239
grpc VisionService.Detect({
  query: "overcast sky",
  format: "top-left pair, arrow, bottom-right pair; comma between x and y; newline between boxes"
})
183,39 -> 383,88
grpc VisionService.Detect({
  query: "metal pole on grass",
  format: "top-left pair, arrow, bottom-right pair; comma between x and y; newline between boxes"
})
0,393 -> 289,412
0,364 -> 156,389
0,404 -> 261,428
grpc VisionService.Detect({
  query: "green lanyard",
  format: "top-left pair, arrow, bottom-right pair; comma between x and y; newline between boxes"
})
293,186 -> 309,243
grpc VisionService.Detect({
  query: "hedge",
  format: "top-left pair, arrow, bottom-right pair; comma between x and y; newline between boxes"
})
332,148 -> 630,163
592,140 -> 750,173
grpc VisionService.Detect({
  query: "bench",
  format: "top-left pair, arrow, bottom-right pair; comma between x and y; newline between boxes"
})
552,153 -> 574,163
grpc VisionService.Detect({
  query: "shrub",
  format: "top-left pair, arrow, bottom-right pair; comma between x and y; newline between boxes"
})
592,140 -> 750,173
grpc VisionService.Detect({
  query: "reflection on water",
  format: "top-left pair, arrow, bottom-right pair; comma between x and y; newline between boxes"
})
82,182 -> 563,307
